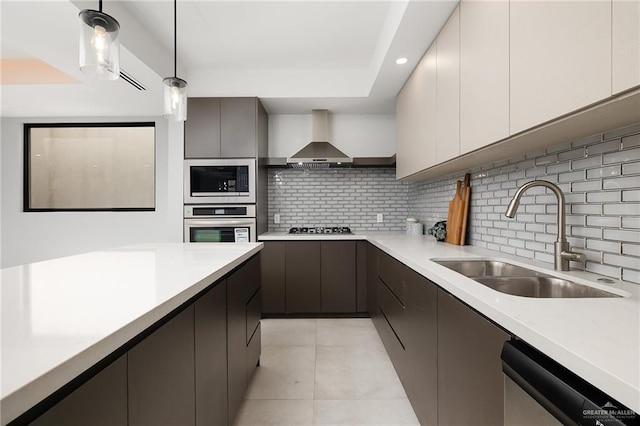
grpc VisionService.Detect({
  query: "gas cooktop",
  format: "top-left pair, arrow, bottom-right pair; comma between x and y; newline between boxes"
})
288,227 -> 352,234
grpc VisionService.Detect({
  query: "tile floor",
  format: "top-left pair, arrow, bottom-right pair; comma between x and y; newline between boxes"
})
233,318 -> 420,426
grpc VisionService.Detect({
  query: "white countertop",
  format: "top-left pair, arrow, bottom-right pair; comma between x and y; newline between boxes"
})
0,242 -> 263,425
259,231 -> 640,412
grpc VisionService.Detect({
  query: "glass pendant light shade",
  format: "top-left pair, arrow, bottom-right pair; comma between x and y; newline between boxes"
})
163,77 -> 188,121
79,9 -> 120,80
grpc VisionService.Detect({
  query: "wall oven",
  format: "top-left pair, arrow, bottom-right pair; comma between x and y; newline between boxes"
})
184,158 -> 256,204
184,205 -> 256,243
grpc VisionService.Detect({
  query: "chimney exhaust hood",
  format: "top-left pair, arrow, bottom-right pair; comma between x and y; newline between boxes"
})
287,110 -> 352,168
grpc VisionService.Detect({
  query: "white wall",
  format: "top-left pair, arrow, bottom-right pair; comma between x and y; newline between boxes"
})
268,113 -> 396,158
0,116 -> 184,268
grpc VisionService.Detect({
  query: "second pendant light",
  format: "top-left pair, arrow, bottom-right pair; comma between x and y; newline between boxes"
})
163,0 -> 188,121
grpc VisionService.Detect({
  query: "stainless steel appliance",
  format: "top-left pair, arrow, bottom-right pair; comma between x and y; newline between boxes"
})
184,205 -> 256,243
501,340 -> 638,426
288,226 -> 352,234
184,158 -> 256,204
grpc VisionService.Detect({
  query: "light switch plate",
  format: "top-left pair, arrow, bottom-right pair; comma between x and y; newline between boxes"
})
274,214 -> 281,224
377,213 -> 383,223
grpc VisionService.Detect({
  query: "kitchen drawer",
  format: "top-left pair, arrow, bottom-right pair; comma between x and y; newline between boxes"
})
244,255 -> 261,301
378,252 -> 406,304
246,322 -> 261,380
377,280 -> 407,346
375,299 -> 408,387
246,288 -> 261,345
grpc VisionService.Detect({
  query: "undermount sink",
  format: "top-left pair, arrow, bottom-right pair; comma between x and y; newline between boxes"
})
433,259 -> 621,299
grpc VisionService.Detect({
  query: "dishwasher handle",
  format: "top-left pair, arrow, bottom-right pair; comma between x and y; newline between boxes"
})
501,340 -> 637,426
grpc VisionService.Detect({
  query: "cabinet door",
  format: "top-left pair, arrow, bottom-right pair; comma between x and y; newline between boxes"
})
436,5 -> 460,163
366,243 -> 379,317
356,241 -> 368,313
613,0 -> 640,94
320,241 -> 356,313
285,242 -> 321,313
437,289 -> 509,426
261,242 -> 286,314
185,98 -> 221,158
510,1 -> 612,134
404,270 -> 438,426
227,264 -> 249,423
195,281 -> 227,426
460,0 -> 509,154
128,306 -> 195,426
396,43 -> 437,179
378,251 -> 406,304
221,98 -> 257,158
32,356 -> 127,426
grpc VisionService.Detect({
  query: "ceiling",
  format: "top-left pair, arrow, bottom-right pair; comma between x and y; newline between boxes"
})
1,0 -> 458,117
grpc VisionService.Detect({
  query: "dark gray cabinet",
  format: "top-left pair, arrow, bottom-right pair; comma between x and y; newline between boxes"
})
128,306 -> 196,426
262,241 -> 360,314
366,243 -> 379,317
195,281 -> 228,426
404,269 -> 438,426
321,241 -> 356,313
184,98 -> 221,158
227,255 -> 261,424
31,356 -> 128,426
437,288 -> 509,426
260,241 -> 286,314
31,255 -> 261,426
285,242 -> 321,313
185,97 -> 267,159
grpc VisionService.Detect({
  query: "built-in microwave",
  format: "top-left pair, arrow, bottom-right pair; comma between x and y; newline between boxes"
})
184,158 -> 256,204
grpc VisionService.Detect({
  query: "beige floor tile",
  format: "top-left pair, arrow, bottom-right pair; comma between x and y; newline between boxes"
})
233,399 -> 314,426
314,345 -> 407,400
313,399 -> 420,426
316,319 -> 384,348
246,345 -> 316,400
261,318 -> 317,346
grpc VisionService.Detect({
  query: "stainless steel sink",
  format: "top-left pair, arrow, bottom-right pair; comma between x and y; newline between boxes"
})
433,259 -> 620,298
435,260 -> 548,278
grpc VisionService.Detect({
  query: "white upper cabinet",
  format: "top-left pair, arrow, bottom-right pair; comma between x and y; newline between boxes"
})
509,1 -> 612,135
436,6 -> 460,163
396,42 -> 438,179
459,0 -> 509,155
612,0 -> 640,94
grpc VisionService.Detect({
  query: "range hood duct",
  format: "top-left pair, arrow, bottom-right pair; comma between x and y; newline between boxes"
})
287,110 -> 352,168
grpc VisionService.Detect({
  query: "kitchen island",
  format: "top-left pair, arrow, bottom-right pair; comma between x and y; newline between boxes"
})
260,232 -> 640,414
1,242 -> 263,425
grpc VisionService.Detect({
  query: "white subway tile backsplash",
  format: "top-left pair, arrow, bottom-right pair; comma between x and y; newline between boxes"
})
268,124 -> 640,285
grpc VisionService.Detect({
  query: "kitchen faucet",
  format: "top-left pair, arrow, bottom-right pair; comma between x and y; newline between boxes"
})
505,180 -> 585,271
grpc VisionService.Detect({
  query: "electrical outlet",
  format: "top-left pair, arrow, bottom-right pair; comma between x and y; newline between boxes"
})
376,213 -> 383,223
274,214 -> 281,224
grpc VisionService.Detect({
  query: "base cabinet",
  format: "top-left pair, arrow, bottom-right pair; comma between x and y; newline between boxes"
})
31,356 -> 128,426
437,289 -> 509,426
29,255 -> 260,426
370,243 -> 510,426
195,281 -> 228,426
128,306 -> 196,426
262,241 -> 361,314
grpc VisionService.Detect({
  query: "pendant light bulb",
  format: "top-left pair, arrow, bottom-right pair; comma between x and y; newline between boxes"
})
163,77 -> 188,121
164,0 -> 188,121
79,5 -> 120,80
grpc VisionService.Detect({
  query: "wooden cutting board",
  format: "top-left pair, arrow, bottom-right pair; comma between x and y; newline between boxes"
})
460,174 -> 471,245
445,180 -> 464,244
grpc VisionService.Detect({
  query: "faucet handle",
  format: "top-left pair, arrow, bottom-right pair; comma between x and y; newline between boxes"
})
561,250 -> 586,263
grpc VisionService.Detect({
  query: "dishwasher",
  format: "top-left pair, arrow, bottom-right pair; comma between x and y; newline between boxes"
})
501,340 -> 639,426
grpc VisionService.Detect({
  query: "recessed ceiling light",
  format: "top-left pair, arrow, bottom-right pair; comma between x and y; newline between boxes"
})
396,57 -> 408,65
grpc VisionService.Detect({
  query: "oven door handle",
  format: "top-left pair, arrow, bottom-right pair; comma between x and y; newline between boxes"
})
184,219 -> 255,227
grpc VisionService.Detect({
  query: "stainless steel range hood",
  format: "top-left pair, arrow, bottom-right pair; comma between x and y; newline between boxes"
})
287,110 -> 352,168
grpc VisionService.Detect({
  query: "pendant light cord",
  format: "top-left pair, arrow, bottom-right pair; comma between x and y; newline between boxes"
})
174,0 -> 177,78
98,0 -> 102,12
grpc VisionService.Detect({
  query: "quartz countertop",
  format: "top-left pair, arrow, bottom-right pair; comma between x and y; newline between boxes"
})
259,231 -> 640,412
0,242 -> 263,425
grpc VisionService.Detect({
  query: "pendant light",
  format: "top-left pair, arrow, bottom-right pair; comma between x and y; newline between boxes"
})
79,0 -> 120,80
163,0 -> 188,121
